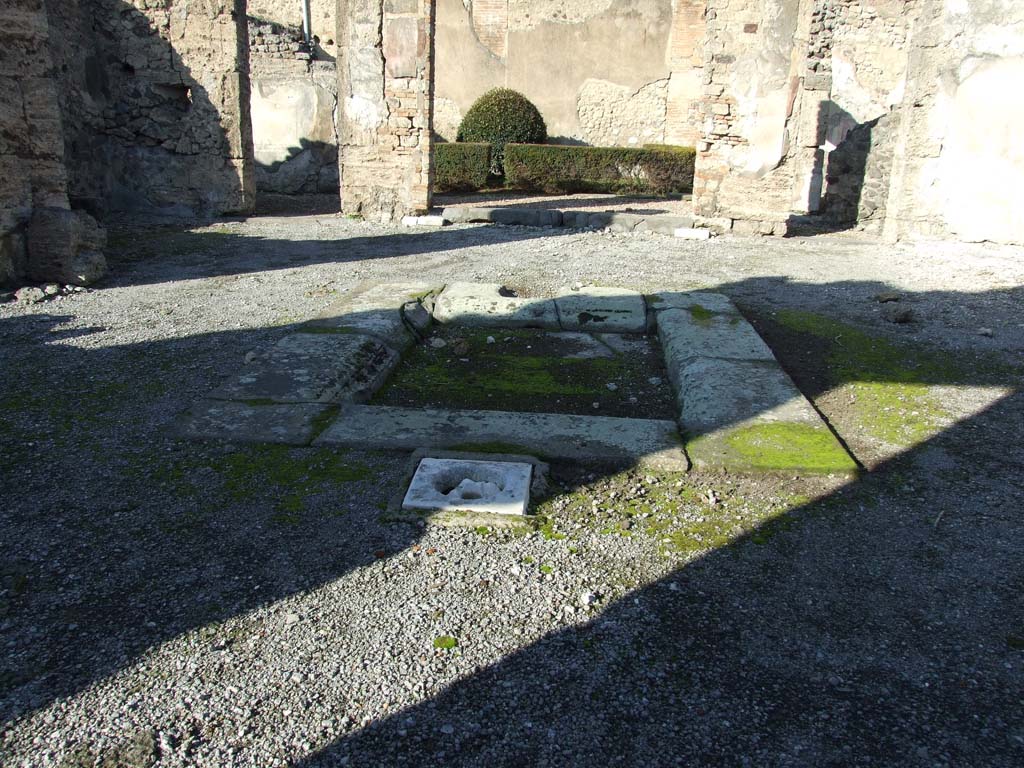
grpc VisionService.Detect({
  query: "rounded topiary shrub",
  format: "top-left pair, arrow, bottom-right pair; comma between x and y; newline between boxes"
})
456,88 -> 547,174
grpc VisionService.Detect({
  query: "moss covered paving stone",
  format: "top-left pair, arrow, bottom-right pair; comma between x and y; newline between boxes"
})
372,327 -> 676,418
687,422 -> 859,476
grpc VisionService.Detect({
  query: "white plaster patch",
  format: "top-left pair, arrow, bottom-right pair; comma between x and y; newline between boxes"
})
345,95 -> 381,130
402,458 -> 533,516
940,57 -> 1024,244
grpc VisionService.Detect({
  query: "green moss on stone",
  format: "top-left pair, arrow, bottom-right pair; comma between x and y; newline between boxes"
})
770,309 -> 992,446
692,422 -> 857,474
688,303 -> 715,325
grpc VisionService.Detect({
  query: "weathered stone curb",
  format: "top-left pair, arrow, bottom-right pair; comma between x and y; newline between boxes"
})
554,286 -> 647,333
649,291 -> 856,475
178,282 -> 854,476
207,332 -> 400,404
440,205 -> 707,237
434,282 -> 650,333
316,405 -> 690,471
433,282 -> 561,329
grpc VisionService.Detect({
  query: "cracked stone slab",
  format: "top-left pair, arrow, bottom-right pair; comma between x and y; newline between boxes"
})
304,309 -> 415,352
403,458 -> 533,516
316,405 -> 689,470
555,285 -> 647,333
176,400 -> 334,444
209,332 -> 399,404
433,282 -> 560,329
677,358 -> 823,432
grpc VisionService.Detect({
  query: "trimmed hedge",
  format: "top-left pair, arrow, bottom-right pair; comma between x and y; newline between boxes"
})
433,142 -> 492,192
504,144 -> 696,195
456,89 -> 547,174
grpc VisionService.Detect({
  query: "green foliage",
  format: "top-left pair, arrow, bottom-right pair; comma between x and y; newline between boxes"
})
433,142 -> 492,192
456,88 -> 547,173
503,143 -> 696,195
433,635 -> 458,650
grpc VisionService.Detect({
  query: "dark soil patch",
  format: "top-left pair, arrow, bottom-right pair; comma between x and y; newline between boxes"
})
373,327 -> 676,418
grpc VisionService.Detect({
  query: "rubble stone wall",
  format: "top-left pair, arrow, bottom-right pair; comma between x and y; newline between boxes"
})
433,0 -> 705,148
0,0 -> 71,285
249,0 -> 339,58
44,0 -> 255,218
1,0 -> 110,287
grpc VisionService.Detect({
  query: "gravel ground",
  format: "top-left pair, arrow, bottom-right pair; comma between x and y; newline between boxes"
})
1,214 -> 1023,767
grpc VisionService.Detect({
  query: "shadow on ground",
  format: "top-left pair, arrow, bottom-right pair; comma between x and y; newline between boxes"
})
102,219 -> 583,289
1,237 -> 1022,764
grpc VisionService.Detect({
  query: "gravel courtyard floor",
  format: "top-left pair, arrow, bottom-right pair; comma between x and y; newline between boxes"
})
1,214 -> 1023,767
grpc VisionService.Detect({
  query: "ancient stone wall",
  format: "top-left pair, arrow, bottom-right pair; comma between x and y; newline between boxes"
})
336,0 -> 434,220
691,0 -> 815,234
1,0 -> 66,284
44,0 -> 255,218
1,0 -> 107,287
882,0 -> 1024,245
249,18 -> 339,195
249,0 -> 339,58
433,0 -> 705,147
693,0 -> 1024,245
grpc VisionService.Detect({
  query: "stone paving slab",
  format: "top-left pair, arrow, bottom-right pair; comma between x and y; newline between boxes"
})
657,307 -> 775,384
433,282 -> 560,329
555,286 -> 648,333
647,290 -> 741,316
176,400 -> 335,444
304,309 -> 415,352
677,358 -> 823,431
208,332 -> 399,404
316,405 -> 690,470
306,281 -> 442,350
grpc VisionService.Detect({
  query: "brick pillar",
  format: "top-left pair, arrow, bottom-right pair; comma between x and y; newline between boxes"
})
337,0 -> 434,221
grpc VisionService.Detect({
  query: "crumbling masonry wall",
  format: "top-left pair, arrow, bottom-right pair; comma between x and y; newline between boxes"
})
44,0 -> 255,217
1,0 -> 106,287
693,0 -> 1024,245
337,0 -> 434,220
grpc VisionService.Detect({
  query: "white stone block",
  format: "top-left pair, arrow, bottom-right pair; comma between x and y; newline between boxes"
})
402,215 -> 448,227
402,458 -> 533,516
416,215 -> 447,227
674,227 -> 712,240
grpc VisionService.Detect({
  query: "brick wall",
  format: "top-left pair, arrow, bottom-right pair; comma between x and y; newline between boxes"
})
337,0 -> 434,220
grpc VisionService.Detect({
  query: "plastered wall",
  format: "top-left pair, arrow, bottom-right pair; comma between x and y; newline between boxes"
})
433,0 -> 705,147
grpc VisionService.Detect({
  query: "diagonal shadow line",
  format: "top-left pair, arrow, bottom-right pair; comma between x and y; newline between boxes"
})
1,270 -> 1021,758
101,223 -> 582,289
296,387 -> 1024,766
